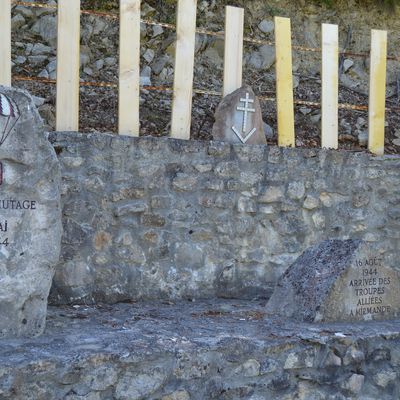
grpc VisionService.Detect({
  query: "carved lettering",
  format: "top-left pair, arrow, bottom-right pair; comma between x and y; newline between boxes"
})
349,257 -> 391,318
0,199 -> 38,248
0,199 -> 37,210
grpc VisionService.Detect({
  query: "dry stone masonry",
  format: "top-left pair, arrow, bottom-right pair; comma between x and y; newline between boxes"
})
0,86 -> 62,338
49,132 -> 400,305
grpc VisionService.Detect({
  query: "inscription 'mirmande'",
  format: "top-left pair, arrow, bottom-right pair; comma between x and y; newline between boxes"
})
349,257 -> 392,317
0,199 -> 38,247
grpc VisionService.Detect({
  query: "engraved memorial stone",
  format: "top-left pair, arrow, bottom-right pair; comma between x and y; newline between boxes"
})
212,85 -> 267,145
266,239 -> 400,323
0,86 -> 62,338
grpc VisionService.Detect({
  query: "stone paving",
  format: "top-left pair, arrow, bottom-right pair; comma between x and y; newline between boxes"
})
1,299 -> 400,399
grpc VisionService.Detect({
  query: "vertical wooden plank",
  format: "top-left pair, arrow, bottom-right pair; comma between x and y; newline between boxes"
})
321,23 -> 339,149
56,0 -> 80,131
223,6 -> 244,97
368,29 -> 387,156
0,0 -> 11,86
275,17 -> 295,147
170,0 -> 197,140
119,0 -> 141,136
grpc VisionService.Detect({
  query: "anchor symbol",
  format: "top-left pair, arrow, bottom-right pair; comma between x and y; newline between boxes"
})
231,92 -> 257,143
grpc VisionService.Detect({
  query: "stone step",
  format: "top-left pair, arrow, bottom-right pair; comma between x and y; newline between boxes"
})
1,299 -> 399,399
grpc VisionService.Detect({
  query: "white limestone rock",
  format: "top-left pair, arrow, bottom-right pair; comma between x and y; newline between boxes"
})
0,86 -> 62,338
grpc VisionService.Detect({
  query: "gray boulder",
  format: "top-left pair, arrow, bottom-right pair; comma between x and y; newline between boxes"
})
266,239 -> 400,323
0,86 -> 62,338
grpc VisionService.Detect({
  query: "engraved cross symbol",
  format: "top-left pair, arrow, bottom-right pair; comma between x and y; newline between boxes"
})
237,92 -> 255,132
231,92 -> 257,143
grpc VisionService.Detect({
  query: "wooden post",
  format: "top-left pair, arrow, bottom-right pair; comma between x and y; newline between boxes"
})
275,17 -> 295,147
0,0 -> 11,86
223,6 -> 244,97
321,23 -> 339,149
368,29 -> 387,156
118,0 -> 141,136
170,0 -> 197,140
56,0 -> 81,131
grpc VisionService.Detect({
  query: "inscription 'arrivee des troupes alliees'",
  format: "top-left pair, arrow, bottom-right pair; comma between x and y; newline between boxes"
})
349,257 -> 392,317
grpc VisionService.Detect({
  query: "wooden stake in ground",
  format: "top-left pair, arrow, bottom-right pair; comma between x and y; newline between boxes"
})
275,17 -> 295,147
119,0 -> 141,137
368,29 -> 387,156
0,0 -> 11,87
223,6 -> 244,97
56,0 -> 81,131
321,23 -> 339,149
170,0 -> 197,140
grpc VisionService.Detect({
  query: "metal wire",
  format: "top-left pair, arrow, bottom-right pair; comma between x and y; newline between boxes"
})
12,0 -> 400,61
14,74 -> 400,113
10,1 -> 400,114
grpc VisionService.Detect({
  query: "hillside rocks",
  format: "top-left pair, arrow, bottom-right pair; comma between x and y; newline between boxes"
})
9,0 -> 400,149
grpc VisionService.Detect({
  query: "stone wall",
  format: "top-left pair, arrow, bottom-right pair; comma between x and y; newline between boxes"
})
49,132 -> 400,304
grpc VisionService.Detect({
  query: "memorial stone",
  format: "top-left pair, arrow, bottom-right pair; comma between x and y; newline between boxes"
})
212,85 -> 267,145
266,239 -> 400,323
0,86 -> 62,338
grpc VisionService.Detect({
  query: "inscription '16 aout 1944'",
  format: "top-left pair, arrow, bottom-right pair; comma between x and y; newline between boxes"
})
349,257 -> 392,317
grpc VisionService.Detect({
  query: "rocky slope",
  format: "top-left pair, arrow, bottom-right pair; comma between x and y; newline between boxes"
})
10,0 -> 400,152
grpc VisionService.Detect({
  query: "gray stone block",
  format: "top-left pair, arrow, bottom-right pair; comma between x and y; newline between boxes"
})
266,239 -> 400,323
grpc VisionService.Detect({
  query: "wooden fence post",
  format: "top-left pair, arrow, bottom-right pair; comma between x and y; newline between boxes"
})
223,6 -> 244,97
275,17 -> 295,147
170,0 -> 197,140
368,29 -> 387,156
0,0 -> 11,86
56,0 -> 81,131
119,0 -> 141,136
321,23 -> 339,149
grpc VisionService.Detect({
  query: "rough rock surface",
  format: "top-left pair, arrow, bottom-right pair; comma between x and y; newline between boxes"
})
1,299 -> 400,399
49,132 -> 400,305
266,240 -> 400,323
0,86 -> 62,338
212,85 -> 267,145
